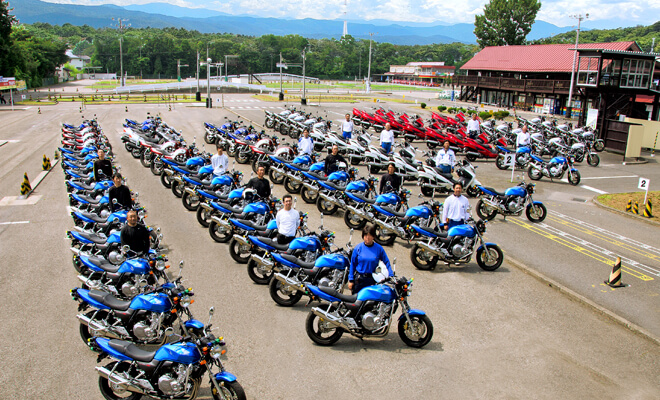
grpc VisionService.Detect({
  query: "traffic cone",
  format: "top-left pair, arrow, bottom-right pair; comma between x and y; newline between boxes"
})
20,172 -> 31,196
643,200 -> 653,218
125,106 -> 128,112
168,104 -> 172,111
625,199 -> 632,212
605,257 -> 625,288
42,154 -> 51,170
38,107 -> 41,114
633,202 -> 639,214
54,149 -> 59,160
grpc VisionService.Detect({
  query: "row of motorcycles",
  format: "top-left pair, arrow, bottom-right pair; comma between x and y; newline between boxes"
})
122,115 -> 437,349
60,117 -> 246,400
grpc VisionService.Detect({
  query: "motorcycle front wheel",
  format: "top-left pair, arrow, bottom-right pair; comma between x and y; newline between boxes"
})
182,191 -> 200,211
247,259 -> 272,285
465,185 -> 480,198
567,170 -> 581,186
374,225 -> 397,246
130,147 -> 142,159
301,186 -> 318,204
236,150 -> 250,164
204,131 -> 216,144
98,362 -> 143,400
269,278 -> 304,307
525,203 -> 547,223
398,314 -> 433,348
229,238 -> 252,264
283,177 -> 302,194
594,140 -> 605,152
316,197 -> 338,215
227,144 -> 237,158
150,159 -> 163,176
265,118 -> 275,129
587,153 -> 600,167
528,166 -> 542,181
306,309 -> 344,346
139,151 -> 151,168
476,244 -> 503,271
410,244 -> 438,270
476,199 -> 498,221
211,380 -> 246,400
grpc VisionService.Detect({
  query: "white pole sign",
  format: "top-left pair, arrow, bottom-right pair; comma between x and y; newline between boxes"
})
638,177 -> 650,205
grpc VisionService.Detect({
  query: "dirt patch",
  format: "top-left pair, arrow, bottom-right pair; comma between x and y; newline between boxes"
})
596,191 -> 659,222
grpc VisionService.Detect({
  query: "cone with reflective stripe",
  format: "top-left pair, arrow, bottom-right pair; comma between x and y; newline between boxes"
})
633,202 -> 639,214
625,199 -> 632,212
644,200 -> 653,218
54,149 -> 59,160
605,257 -> 625,288
42,154 -> 51,170
20,172 -> 31,196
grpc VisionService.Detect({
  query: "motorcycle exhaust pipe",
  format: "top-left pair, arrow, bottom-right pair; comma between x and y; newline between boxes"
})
273,273 -> 303,291
319,193 -> 340,206
232,235 -> 249,246
95,366 -> 145,394
173,176 -> 184,184
76,314 -> 121,339
287,174 -> 304,183
346,206 -> 373,222
374,219 -> 399,235
250,254 -> 274,270
184,187 -> 196,196
311,307 -> 351,331
466,152 -> 480,158
416,241 -> 443,257
70,247 -> 81,255
200,203 -> 213,212
302,182 -> 318,191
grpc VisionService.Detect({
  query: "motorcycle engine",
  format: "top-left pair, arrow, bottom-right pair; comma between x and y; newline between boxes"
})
362,303 -> 391,332
317,269 -> 343,289
506,197 -> 525,213
133,313 -> 162,342
121,281 -> 140,298
107,250 -> 124,265
549,164 -> 562,176
451,238 -> 475,258
158,365 -> 190,396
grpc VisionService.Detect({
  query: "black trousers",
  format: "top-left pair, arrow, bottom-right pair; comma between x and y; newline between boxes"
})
277,234 -> 295,245
352,274 -> 376,294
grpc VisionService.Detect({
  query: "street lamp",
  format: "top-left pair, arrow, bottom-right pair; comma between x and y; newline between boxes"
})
366,32 -> 376,93
301,48 -> 307,105
567,13 -> 589,119
112,18 -> 129,87
224,55 -> 238,82
206,57 -> 212,108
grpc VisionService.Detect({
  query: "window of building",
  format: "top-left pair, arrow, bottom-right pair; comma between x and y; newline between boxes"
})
621,58 -> 652,89
577,56 -> 599,87
599,59 -> 620,86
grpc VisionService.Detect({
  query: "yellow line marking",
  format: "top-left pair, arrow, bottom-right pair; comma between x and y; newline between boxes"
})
546,215 -> 660,262
508,218 -> 654,281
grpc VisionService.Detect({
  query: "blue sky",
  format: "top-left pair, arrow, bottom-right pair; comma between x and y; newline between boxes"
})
42,0 -> 659,28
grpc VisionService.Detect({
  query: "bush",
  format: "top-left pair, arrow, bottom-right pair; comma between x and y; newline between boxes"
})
438,105 -> 447,112
459,107 -> 467,113
466,109 -> 477,115
447,107 -> 455,113
420,102 -> 426,109
479,111 -> 491,120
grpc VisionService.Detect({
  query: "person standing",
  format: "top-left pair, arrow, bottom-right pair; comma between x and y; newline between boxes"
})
324,144 -> 347,175
247,165 -> 271,198
348,224 -> 394,294
108,173 -> 133,212
517,124 -> 531,148
379,163 -> 402,194
275,194 -> 300,244
298,128 -> 314,156
442,182 -> 470,231
434,141 -> 456,174
211,144 -> 229,177
93,149 -> 113,181
341,113 -> 354,140
120,209 -> 151,255
467,113 -> 480,139
0,94 -> 6,104
380,123 -> 395,154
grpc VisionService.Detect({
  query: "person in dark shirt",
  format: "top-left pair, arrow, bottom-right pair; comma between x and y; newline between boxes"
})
324,144 -> 347,175
93,149 -> 113,181
379,163 -> 402,194
246,165 -> 271,198
108,173 -> 133,212
120,209 -> 151,255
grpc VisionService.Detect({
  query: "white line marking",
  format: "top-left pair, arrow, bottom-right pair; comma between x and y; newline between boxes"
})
329,111 -> 345,116
580,185 -> 608,194
0,221 -> 29,225
581,175 -> 638,180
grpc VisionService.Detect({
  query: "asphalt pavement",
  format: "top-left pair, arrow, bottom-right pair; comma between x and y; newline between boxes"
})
0,91 -> 659,400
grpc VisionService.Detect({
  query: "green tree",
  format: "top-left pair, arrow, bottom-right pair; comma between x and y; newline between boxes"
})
474,0 -> 542,47
0,0 -> 17,75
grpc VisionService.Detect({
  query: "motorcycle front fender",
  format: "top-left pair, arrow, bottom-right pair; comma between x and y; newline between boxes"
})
214,371 -> 237,383
398,309 -> 427,321
477,243 -> 499,251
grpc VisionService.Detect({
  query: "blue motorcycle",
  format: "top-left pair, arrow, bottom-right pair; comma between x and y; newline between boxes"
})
409,217 -> 503,271
299,164 -> 356,204
208,192 -> 281,243
476,180 -> 547,222
343,186 -> 411,230
527,154 -> 581,186
196,187 -> 245,228
92,307 -> 246,400
304,270 -> 433,348
181,168 -> 243,212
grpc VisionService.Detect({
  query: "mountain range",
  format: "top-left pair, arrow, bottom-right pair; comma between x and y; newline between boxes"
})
10,0 -> 576,45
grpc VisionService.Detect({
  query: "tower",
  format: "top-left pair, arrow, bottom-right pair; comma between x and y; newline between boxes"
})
342,0 -> 348,37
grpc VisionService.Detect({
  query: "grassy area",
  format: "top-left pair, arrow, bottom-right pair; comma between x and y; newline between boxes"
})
253,93 -> 417,104
261,82 -> 444,92
87,80 -> 178,89
596,191 -> 659,222
17,93 -> 199,106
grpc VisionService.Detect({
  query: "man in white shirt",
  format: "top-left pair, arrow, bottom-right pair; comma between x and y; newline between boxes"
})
467,113 -> 480,139
211,144 -> 229,177
442,182 -> 470,231
298,128 -> 314,156
341,114 -> 354,140
517,125 -> 531,148
380,123 -> 395,154
276,194 -> 300,244
434,140 -> 456,174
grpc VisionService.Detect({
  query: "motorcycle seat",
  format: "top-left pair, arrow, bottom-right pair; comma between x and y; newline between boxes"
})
235,219 -> 267,231
257,237 -> 290,252
416,225 -> 448,238
378,206 -> 407,218
300,267 -> 319,277
80,212 -> 107,223
88,290 -> 131,311
108,340 -> 157,362
324,181 -> 345,191
482,186 -> 506,197
72,181 -> 96,191
280,254 -> 315,269
78,232 -> 107,244
85,255 -> 122,273
305,172 -> 327,181
316,285 -> 358,303
351,193 -> 375,204
377,147 -> 389,155
216,202 -> 243,214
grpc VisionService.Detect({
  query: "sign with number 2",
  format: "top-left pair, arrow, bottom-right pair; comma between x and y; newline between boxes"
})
638,177 -> 649,190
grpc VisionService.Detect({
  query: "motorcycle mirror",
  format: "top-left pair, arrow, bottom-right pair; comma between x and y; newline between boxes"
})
418,193 -> 423,198
121,245 -> 130,254
348,228 -> 353,246
164,327 -> 175,337
179,260 -> 184,269
112,198 -> 118,204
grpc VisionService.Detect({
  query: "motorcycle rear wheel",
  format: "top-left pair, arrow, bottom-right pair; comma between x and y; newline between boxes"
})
211,380 -> 246,400
410,244 -> 438,270
476,199 -> 498,221
79,310 -> 109,346
196,207 -> 212,228
398,314 -> 433,348
229,238 -> 252,264
150,159 -> 163,176
182,191 -> 200,211
160,173 -> 172,189
247,259 -> 272,285
301,186 -> 318,204
289,129 -> 300,140
209,221 -> 232,243
265,118 -> 275,129
130,147 -> 142,159
171,181 -> 184,198
269,169 -> 285,185
374,225 -> 397,246
466,153 -> 477,162
227,144 -> 237,158
476,244 -> 503,271
420,186 -> 434,197
283,177 -> 302,194
374,126 -> 383,133
427,141 -> 437,149
316,197 -> 338,215
98,362 -> 143,400
204,131 -> 216,144
306,309 -> 344,346
236,150 -> 250,164
594,140 -> 605,152
139,152 -> 151,168
528,167 -> 542,181
525,203 -> 547,223
269,278 -> 304,306
344,210 -> 367,230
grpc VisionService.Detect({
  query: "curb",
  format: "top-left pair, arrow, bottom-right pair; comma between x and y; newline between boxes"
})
22,158 -> 60,199
506,256 -> 660,346
592,196 -> 659,226
226,108 -> 266,130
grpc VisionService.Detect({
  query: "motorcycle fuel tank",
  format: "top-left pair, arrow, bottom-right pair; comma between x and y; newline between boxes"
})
211,175 -> 233,186
346,180 -> 367,192
550,156 -> 567,164
504,186 -> 526,197
357,285 -> 396,302
118,258 -> 151,274
130,293 -> 173,313
154,342 -> 201,364
288,236 -> 320,251
375,193 -> 399,205
447,224 -> 477,238
405,205 -> 431,218
293,155 -> 312,165
243,201 -> 268,215
315,253 -> 348,269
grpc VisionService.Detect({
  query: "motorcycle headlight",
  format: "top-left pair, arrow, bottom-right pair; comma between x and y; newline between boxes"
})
156,260 -> 166,271
180,295 -> 192,308
210,344 -> 223,359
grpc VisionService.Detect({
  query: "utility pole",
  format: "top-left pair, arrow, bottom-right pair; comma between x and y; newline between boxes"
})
567,13 -> 588,119
177,59 -> 188,82
367,32 -> 375,94
112,18 -> 129,87
225,55 -> 238,83
196,50 -> 200,92
301,48 -> 307,105
279,53 -> 284,101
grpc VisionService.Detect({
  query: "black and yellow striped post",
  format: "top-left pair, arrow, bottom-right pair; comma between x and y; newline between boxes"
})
42,154 -> 51,171
20,172 -> 32,196
605,257 -> 625,288
643,200 -> 653,218
633,201 -> 639,214
625,199 -> 632,212
37,107 -> 41,114
54,149 -> 59,160
125,106 -> 128,112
